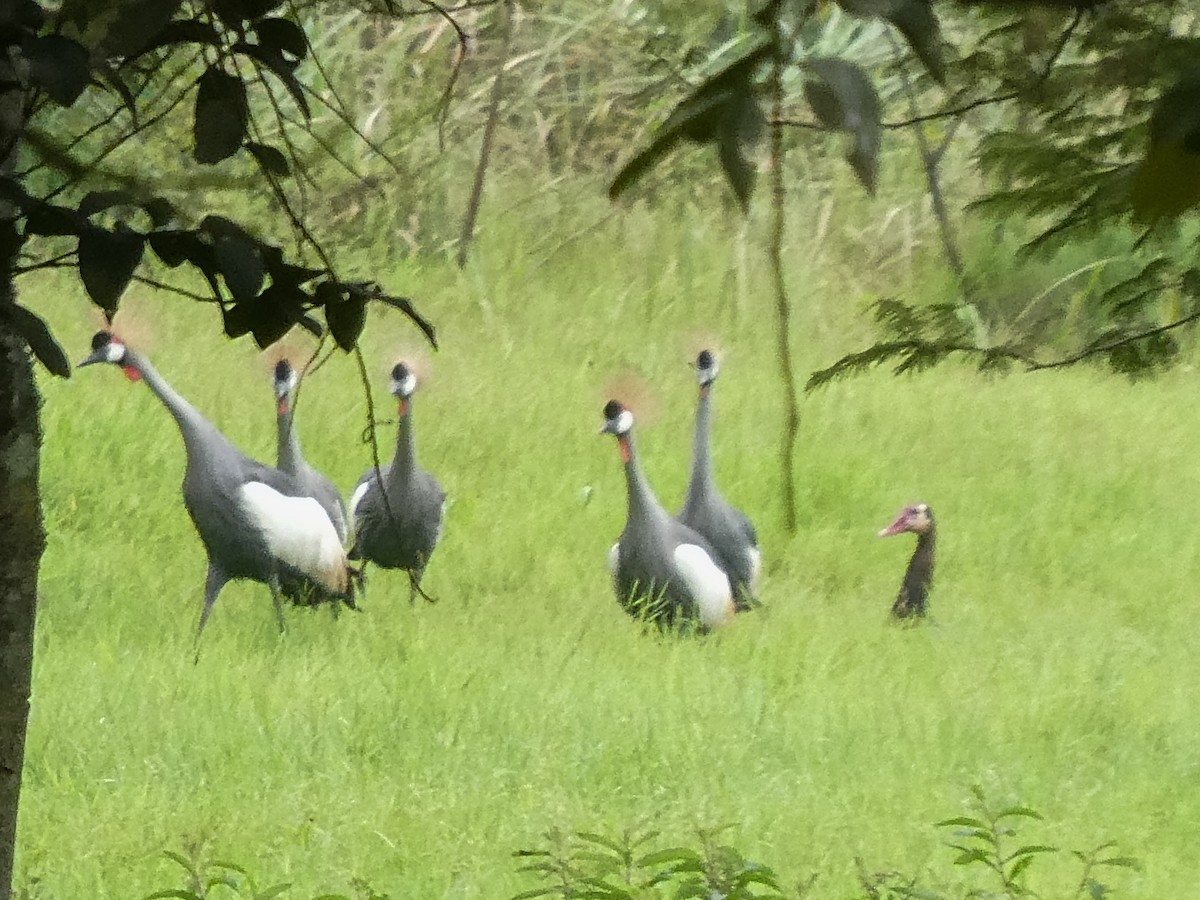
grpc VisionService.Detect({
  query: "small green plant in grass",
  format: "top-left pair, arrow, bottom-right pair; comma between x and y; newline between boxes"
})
511,826 -> 791,899
142,849 -> 291,900
855,787 -> 1140,900
143,850 -> 392,900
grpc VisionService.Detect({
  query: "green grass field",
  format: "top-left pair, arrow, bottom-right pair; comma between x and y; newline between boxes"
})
15,197 -> 1200,898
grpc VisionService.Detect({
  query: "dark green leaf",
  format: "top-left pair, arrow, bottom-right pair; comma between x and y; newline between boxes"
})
232,41 -> 310,118
888,0 -> 945,84
77,225 -> 144,316
141,891 -> 202,900
1131,69 -> 1200,225
214,234 -> 265,301
575,831 -> 629,857
609,38 -> 773,202
1095,855 -> 1141,870
98,0 -> 185,56
4,305 -> 71,377
79,190 -> 136,218
96,62 -> 138,126
143,198 -> 178,228
246,142 -> 290,176
635,848 -> 700,868
254,17 -> 307,59
148,229 -> 207,268
326,295 -> 366,350
211,0 -> 285,27
132,19 -> 222,56
193,66 -> 249,164
24,35 -> 91,106
996,806 -> 1045,822
803,58 -> 881,193
24,200 -> 84,237
350,284 -> 437,348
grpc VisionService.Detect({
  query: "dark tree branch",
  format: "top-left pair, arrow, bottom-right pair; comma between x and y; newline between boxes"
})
456,0 -> 513,269
419,0 -> 470,151
1028,311 -> 1200,371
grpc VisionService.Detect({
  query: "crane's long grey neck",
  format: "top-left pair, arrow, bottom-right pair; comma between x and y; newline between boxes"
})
391,403 -> 417,475
129,351 -> 226,454
620,435 -> 665,524
276,404 -> 302,472
685,387 -> 715,501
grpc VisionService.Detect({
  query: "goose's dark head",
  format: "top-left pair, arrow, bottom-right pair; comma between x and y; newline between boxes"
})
599,399 -> 633,436
879,503 -> 934,538
695,349 -> 719,389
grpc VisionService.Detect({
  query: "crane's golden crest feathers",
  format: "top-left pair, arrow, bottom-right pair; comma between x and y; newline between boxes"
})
386,344 -> 433,386
261,333 -> 317,378
681,329 -> 724,366
88,297 -> 157,356
599,371 -> 659,426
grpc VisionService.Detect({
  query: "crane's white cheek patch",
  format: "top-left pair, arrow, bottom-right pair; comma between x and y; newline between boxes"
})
240,482 -> 346,591
673,543 -> 733,628
746,546 -> 762,593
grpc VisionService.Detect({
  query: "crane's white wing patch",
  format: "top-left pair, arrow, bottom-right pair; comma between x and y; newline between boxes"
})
349,480 -> 372,519
673,543 -> 733,628
240,482 -> 347,591
745,545 -> 763,594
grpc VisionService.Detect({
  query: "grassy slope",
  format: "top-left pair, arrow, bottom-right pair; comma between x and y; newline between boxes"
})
14,191 -> 1198,897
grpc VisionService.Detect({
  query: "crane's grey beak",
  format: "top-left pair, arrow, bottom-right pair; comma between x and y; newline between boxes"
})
76,350 -> 106,368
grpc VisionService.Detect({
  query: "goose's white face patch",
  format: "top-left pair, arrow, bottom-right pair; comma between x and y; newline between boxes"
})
240,482 -> 347,591
673,543 -> 734,628
390,372 -> 417,397
105,340 -> 127,363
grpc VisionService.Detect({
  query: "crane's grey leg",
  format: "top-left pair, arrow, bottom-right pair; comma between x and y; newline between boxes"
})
194,563 -> 228,663
268,575 -> 287,634
407,561 -> 437,605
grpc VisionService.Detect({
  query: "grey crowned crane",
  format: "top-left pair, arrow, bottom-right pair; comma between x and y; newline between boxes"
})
601,400 -> 735,631
878,503 -> 936,620
272,359 -> 350,546
79,332 -> 356,644
348,361 -> 445,604
677,349 -> 761,611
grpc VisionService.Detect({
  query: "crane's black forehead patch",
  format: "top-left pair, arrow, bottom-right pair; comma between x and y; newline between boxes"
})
392,362 -> 410,381
603,400 -> 623,419
91,331 -> 112,351
697,349 -> 715,369
274,359 -> 292,380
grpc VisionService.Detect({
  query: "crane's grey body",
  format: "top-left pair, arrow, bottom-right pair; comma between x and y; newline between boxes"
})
603,402 -> 734,631
677,353 -> 761,610
79,333 -> 352,645
274,361 -> 349,545
350,364 -> 445,602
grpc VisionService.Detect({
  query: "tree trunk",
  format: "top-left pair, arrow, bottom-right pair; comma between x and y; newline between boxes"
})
0,313 -> 42,900
0,33 -> 40,900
